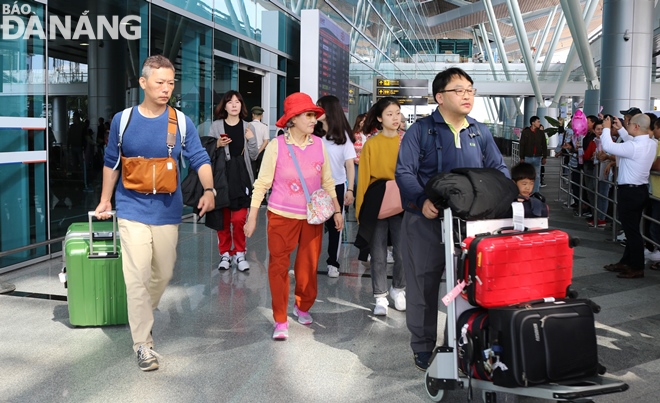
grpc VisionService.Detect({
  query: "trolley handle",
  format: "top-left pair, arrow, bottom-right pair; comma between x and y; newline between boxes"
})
87,211 -> 118,258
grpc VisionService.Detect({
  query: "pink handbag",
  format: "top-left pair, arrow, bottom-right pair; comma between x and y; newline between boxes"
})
378,180 -> 403,219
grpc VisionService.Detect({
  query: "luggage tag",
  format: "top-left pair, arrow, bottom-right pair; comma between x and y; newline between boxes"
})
483,348 -> 494,373
492,356 -> 508,372
512,202 -> 525,232
442,280 -> 466,306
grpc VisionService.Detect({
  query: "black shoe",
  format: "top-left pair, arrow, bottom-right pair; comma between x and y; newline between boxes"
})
414,351 -> 433,371
137,345 -> 160,371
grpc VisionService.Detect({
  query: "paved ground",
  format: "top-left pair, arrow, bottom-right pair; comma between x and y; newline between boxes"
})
0,157 -> 657,402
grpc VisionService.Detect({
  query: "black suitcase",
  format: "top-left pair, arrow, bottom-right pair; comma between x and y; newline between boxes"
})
489,299 -> 599,387
457,308 -> 492,381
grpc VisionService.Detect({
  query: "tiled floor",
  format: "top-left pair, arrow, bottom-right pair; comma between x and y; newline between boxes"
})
1,158 -> 659,402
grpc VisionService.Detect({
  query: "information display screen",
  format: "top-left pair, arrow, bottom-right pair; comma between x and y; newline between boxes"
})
318,14 -> 350,112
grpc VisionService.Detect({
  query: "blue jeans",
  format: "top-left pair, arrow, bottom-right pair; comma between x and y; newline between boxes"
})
525,156 -> 542,194
597,180 -> 610,221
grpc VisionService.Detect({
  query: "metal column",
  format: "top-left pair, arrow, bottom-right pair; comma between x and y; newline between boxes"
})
550,0 -> 598,107
600,0 -> 654,115
560,0 -> 600,89
541,11 -> 567,73
483,0 -> 511,79
504,0 -> 544,107
479,24 -> 498,80
524,97 -> 537,128
535,5 -> 559,64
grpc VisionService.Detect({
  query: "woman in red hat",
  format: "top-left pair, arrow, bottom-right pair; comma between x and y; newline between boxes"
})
244,92 -> 343,340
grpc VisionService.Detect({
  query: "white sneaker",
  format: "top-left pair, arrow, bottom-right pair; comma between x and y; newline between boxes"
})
390,287 -> 406,311
217,252 -> 231,271
373,297 -> 389,316
327,265 -> 340,278
647,250 -> 660,262
235,252 -> 250,272
616,231 -> 626,242
387,249 -> 395,264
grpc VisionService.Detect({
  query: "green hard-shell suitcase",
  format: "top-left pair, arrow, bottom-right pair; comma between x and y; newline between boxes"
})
63,211 -> 128,326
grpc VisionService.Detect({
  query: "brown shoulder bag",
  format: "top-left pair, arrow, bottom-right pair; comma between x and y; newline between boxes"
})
121,106 -> 179,194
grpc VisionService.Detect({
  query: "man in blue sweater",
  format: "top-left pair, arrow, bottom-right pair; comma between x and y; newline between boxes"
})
395,68 -> 508,371
95,55 -> 215,371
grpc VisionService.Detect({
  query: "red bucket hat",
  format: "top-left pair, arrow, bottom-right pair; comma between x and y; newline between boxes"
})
276,92 -> 325,128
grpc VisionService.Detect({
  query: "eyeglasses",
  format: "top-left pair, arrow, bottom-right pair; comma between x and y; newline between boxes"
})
439,88 -> 477,97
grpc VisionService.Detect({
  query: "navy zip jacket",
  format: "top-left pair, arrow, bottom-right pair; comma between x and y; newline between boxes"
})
395,108 -> 509,215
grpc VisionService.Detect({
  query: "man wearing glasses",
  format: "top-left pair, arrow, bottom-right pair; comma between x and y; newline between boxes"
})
395,68 -> 508,371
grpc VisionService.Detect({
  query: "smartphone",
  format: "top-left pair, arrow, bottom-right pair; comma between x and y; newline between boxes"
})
220,133 -> 229,139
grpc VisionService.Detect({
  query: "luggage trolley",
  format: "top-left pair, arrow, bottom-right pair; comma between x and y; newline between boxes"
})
425,208 -> 629,402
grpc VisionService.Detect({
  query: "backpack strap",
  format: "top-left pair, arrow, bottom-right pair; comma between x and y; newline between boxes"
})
113,106 -> 189,170
417,118 -> 488,174
113,106 -> 135,170
470,123 -> 487,162
175,109 -> 186,149
418,116 -> 442,173
174,108 -> 187,168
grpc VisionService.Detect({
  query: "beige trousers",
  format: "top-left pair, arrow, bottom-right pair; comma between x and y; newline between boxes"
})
118,218 -> 179,352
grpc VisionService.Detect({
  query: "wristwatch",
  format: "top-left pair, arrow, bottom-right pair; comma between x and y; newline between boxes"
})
204,188 -> 217,197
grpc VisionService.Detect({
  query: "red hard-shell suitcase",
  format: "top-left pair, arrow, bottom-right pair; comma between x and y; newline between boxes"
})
459,229 -> 576,307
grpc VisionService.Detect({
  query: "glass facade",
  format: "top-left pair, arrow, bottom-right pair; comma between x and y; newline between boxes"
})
0,0 -> 297,271
1,0 -> 420,270
0,0 -> 47,268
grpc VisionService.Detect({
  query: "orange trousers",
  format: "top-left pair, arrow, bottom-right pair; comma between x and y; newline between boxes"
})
267,211 -> 323,323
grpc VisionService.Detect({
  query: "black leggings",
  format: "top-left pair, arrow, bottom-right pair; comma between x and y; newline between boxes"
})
325,183 -> 345,268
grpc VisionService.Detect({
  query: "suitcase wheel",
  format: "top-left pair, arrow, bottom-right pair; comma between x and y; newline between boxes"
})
566,285 -> 578,299
569,236 -> 581,248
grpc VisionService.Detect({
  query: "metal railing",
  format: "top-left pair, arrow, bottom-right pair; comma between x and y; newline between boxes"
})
512,141 -> 519,165
557,162 -> 660,251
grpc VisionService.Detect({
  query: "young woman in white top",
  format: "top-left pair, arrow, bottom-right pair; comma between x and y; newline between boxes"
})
314,95 -> 356,278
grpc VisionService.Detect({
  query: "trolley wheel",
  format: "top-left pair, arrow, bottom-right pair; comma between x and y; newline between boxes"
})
425,373 -> 445,401
483,391 -> 496,402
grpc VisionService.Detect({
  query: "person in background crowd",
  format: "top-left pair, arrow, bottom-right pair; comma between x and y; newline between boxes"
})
97,117 -> 105,139
244,92 -> 343,340
645,113 -> 657,134
250,106 -> 270,180
94,55 -> 215,371
356,97 -> 406,317
314,95 -> 356,278
208,91 -> 259,272
539,124 -> 547,187
67,111 -> 84,172
353,113 -> 368,190
620,107 -> 643,130
395,68 -> 508,371
602,114 -> 656,278
352,113 -> 372,263
647,118 -> 660,266
103,121 -> 111,146
519,116 -> 547,194
583,120 -> 604,226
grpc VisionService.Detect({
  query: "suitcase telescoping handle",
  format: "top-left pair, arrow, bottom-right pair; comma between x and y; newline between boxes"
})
487,227 -> 581,248
514,297 -> 601,314
87,211 -> 118,259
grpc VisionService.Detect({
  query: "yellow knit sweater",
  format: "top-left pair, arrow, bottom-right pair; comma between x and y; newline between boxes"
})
355,132 -> 401,220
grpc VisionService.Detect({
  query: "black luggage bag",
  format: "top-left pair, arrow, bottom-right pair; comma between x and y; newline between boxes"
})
489,299 -> 599,388
457,309 -> 492,381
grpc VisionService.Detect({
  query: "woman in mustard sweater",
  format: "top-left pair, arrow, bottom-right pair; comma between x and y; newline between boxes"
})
356,97 -> 405,316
